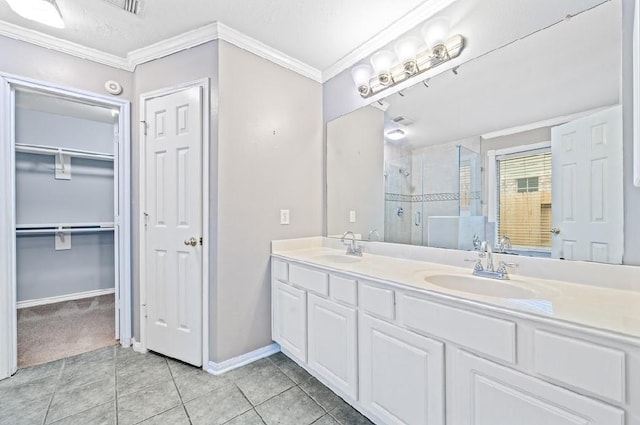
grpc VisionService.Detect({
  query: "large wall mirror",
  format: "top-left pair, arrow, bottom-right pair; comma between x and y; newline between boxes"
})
327,0 -> 624,264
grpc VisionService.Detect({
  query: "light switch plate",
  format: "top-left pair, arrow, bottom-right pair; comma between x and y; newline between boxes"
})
280,209 -> 290,225
349,210 -> 356,223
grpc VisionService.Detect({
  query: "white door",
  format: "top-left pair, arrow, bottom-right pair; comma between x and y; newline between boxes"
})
451,349 -> 624,425
144,86 -> 203,366
307,294 -> 357,399
273,281 -> 307,362
551,106 -> 623,263
359,314 -> 445,425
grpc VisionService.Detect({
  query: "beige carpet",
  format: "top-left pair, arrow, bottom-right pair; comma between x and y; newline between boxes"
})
17,294 -> 117,367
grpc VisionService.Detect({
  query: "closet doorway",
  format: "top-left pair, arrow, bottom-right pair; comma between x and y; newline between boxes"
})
0,75 -> 132,378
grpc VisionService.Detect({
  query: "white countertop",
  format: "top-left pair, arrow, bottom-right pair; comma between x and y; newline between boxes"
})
272,242 -> 640,342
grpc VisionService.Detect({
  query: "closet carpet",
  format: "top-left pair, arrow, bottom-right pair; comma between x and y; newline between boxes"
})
17,294 -> 116,368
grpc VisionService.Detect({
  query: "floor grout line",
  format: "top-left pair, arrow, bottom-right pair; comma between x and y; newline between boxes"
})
166,358 -> 193,425
41,358 -> 66,425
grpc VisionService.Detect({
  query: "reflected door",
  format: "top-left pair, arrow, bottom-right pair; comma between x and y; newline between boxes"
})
144,86 -> 203,366
551,106 -> 623,263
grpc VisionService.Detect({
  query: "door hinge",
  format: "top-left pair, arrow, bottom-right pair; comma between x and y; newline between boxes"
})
142,303 -> 147,318
199,237 -> 203,246
141,120 -> 148,136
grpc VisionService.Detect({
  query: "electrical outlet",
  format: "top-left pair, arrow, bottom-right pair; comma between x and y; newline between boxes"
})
280,209 -> 290,225
349,210 -> 357,223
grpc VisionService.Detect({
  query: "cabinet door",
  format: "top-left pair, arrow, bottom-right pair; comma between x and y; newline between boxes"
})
359,314 -> 444,425
308,294 -> 357,400
452,349 -> 625,425
273,281 -> 307,362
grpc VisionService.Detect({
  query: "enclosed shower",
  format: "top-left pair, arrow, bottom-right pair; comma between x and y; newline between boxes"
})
384,143 -> 482,248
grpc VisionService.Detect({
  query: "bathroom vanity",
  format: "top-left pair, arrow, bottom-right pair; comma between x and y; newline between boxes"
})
271,237 -> 640,425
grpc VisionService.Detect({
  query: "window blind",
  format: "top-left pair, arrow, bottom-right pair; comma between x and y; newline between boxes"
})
496,151 -> 552,250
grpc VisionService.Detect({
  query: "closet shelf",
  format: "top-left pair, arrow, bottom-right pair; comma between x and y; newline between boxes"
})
16,222 -> 115,235
15,143 -> 114,162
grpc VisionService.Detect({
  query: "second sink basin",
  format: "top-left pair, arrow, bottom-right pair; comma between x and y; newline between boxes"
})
424,274 -> 537,299
313,254 -> 362,264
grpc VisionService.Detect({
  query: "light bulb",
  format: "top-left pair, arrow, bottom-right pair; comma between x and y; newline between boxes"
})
351,64 -> 373,97
394,36 -> 423,74
422,17 -> 450,48
370,50 -> 397,86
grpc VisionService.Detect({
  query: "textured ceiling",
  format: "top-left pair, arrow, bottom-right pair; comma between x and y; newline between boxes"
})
0,0 -> 431,71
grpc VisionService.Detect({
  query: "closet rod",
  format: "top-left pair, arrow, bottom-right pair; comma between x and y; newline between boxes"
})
16,222 -> 115,229
15,143 -> 114,161
16,228 -> 115,235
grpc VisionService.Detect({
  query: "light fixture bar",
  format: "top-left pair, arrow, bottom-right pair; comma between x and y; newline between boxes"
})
355,34 -> 464,98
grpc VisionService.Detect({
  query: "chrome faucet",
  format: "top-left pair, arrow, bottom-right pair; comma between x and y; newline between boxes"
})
341,231 -> 363,256
498,235 -> 512,253
368,229 -> 381,241
467,240 -> 518,280
480,240 -> 494,272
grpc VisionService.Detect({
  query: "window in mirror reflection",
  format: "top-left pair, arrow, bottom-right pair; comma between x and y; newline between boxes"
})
496,149 -> 552,254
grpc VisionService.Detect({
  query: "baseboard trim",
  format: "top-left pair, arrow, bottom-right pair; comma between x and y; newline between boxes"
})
131,337 -> 147,353
205,343 -> 280,376
17,288 -> 115,309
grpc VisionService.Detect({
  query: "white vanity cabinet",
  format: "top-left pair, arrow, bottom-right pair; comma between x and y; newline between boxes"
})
307,293 -> 358,399
272,280 -> 307,362
271,255 -> 639,425
451,349 -> 625,425
359,314 -> 444,425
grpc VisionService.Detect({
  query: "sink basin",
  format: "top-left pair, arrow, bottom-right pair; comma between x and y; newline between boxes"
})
313,254 -> 362,264
424,274 -> 537,299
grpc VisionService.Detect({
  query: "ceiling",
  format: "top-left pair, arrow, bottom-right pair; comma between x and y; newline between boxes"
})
0,0 -> 444,76
384,0 -> 620,148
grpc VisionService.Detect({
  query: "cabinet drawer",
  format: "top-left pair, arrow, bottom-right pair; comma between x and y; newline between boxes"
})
272,258 -> 288,281
533,330 -> 625,404
359,282 -> 395,320
289,264 -> 329,296
398,293 -> 516,364
330,275 -> 357,306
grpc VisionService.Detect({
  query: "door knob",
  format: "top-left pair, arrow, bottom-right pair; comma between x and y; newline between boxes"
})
550,227 -> 561,234
184,237 -> 198,246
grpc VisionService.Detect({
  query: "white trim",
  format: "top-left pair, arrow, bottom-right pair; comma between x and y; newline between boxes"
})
493,141 -> 552,158
131,337 -> 147,354
0,20 -> 323,81
138,79 -> 210,368
481,107 -> 612,140
321,0 -> 458,81
633,0 -> 640,186
0,21 -> 131,70
127,23 -> 218,68
0,73 -> 133,379
205,343 -> 281,376
216,23 -> 322,82
17,288 -> 115,309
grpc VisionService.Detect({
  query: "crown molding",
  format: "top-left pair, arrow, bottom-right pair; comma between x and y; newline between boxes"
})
321,0 -> 458,82
0,20 -> 131,70
216,22 -> 322,82
126,23 -> 218,67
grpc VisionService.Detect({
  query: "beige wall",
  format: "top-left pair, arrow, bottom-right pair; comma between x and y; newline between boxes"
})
213,41 -> 323,362
0,36 -> 134,100
326,106 -> 385,239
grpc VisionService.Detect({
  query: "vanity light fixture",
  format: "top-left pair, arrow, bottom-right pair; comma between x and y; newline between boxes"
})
351,18 -> 464,98
386,129 -> 406,141
5,0 -> 65,28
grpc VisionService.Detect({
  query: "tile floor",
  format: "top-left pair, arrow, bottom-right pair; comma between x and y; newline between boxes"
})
0,346 -> 374,425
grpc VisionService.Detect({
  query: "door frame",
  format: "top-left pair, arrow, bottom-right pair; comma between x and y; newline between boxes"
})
0,73 -> 133,380
138,79 -> 210,367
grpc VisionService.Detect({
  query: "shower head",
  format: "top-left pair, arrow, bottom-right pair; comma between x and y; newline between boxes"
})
399,168 -> 411,177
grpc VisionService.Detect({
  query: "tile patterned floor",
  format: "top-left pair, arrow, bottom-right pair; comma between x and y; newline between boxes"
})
0,346 -> 374,425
